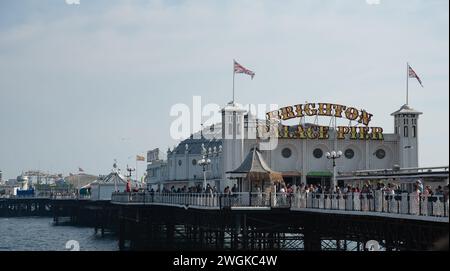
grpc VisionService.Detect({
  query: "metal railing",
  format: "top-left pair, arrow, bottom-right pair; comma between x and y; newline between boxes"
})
112,192 -> 222,207
111,191 -> 449,219
0,193 -> 91,200
291,191 -> 449,217
49,194 -> 91,200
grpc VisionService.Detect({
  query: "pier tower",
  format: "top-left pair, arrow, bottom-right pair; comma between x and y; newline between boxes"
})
392,104 -> 422,168
221,102 -> 246,189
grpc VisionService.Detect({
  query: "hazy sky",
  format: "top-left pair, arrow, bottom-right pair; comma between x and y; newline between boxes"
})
0,0 -> 448,180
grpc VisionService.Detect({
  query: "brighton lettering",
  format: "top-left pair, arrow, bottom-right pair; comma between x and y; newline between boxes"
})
267,103 -> 374,126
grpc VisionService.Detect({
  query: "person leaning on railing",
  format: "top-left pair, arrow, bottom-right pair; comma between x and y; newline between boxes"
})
223,186 -> 230,196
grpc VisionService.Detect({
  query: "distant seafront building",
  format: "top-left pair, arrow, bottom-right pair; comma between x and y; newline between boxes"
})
146,101 -> 424,192
146,126 -> 224,190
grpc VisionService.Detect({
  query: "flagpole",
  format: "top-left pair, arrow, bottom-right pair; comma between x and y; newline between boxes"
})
406,62 -> 409,105
232,59 -> 235,104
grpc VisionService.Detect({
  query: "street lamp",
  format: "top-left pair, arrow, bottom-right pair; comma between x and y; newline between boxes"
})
113,159 -> 118,192
326,150 -> 342,192
198,156 -> 211,191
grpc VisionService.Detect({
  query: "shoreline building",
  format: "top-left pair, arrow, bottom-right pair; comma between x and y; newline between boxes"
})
146,102 -> 425,192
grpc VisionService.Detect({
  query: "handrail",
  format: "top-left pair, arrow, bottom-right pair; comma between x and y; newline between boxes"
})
339,166 -> 449,176
1,194 -> 92,200
111,191 -> 449,218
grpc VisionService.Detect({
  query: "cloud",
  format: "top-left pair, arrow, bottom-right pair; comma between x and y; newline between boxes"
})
366,0 -> 381,5
65,0 -> 81,5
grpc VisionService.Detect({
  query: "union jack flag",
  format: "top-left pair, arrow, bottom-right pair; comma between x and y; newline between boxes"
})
408,64 -> 423,87
234,60 -> 255,79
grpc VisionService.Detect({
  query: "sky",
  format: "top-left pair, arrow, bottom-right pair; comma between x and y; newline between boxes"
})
0,0 -> 448,180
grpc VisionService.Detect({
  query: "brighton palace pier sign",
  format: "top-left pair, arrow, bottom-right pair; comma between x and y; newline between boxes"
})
263,103 -> 384,141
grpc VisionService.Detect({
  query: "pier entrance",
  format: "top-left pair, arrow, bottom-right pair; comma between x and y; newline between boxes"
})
306,171 -> 332,188
281,172 -> 302,187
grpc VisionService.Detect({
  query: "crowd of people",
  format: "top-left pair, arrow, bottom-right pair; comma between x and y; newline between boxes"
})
278,181 -> 448,198
149,183 -> 239,195
143,180 -> 449,202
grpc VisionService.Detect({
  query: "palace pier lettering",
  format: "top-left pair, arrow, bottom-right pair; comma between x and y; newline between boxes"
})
263,103 -> 383,140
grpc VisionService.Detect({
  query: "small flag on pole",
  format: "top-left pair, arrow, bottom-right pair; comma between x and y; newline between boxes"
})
408,64 -> 423,87
136,155 -> 145,161
234,60 -> 255,79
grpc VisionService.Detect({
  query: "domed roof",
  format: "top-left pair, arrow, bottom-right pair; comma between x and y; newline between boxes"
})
172,137 -> 222,155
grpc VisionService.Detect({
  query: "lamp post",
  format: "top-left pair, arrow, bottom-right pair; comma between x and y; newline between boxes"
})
198,156 -> 211,191
113,159 -> 118,192
326,151 -> 342,193
126,165 -> 135,192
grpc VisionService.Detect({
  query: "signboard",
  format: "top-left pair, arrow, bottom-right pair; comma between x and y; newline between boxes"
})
263,103 -> 384,141
147,148 -> 160,162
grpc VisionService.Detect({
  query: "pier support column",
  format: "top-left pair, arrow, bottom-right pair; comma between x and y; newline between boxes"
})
166,223 -> 175,249
303,225 -> 321,251
118,215 -> 126,250
336,239 -> 342,251
232,214 -> 241,249
242,214 -> 248,249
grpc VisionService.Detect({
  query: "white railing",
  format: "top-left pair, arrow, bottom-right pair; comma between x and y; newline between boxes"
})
110,192 -> 449,218
291,192 -> 449,217
112,192 -> 222,207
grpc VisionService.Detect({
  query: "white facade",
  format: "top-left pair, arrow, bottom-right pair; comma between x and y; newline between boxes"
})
90,183 -> 125,201
90,172 -> 127,201
146,103 -> 420,191
221,103 -> 247,189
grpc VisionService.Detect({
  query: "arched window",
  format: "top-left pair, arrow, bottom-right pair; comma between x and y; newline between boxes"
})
404,126 -> 409,138
412,126 -> 416,138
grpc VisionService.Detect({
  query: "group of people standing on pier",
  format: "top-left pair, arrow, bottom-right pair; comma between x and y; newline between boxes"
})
274,181 -> 449,202
143,179 -> 448,204
149,183 -> 238,195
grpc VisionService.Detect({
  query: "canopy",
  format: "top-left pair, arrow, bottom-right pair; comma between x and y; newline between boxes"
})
227,148 -> 284,184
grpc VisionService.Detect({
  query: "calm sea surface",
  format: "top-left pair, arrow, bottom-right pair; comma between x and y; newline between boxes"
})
0,217 -> 118,251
